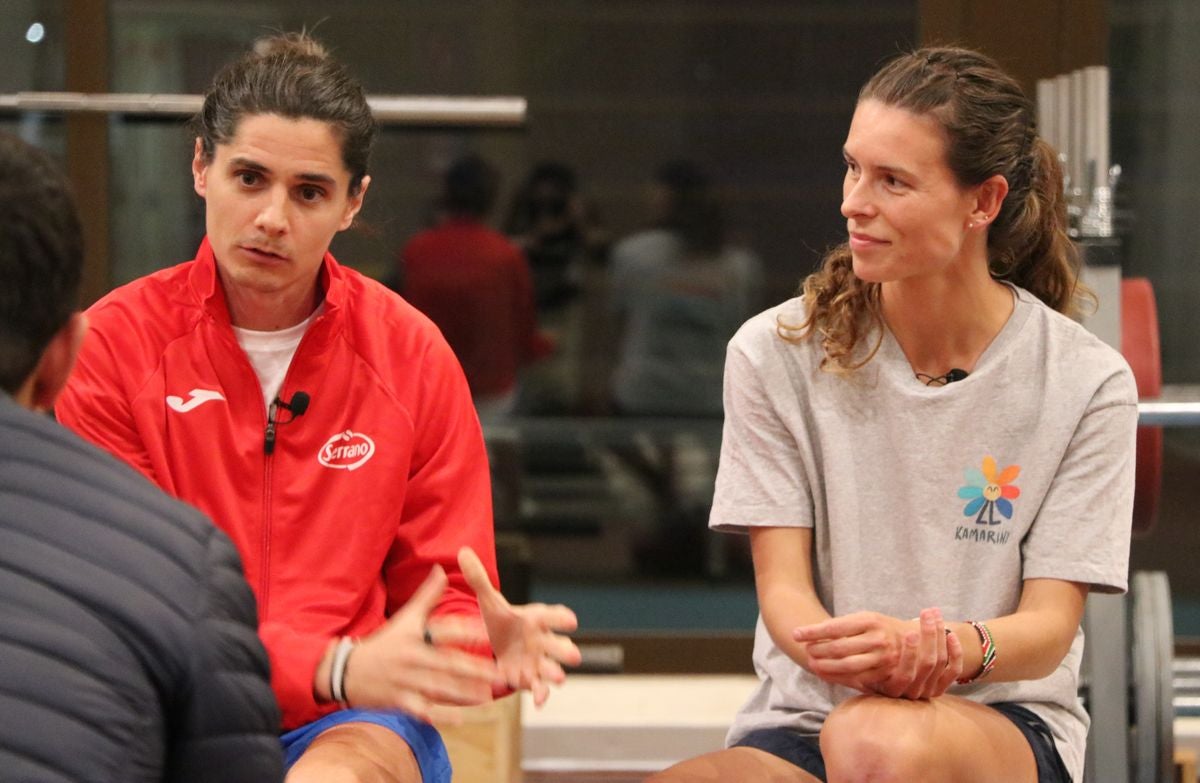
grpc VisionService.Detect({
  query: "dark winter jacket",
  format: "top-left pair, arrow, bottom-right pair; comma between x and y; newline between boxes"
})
0,394 -> 283,782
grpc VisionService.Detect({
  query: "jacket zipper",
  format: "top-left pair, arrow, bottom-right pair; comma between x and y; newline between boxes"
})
261,445 -> 273,616
255,313 -> 325,618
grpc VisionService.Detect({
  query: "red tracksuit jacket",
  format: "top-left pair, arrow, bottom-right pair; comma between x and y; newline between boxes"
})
56,238 -> 497,728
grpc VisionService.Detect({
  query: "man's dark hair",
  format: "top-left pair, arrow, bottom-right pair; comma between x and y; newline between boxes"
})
193,32 -> 377,195
442,154 -> 499,218
0,133 -> 83,394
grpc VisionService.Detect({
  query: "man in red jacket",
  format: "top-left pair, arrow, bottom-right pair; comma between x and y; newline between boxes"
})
56,33 -> 579,783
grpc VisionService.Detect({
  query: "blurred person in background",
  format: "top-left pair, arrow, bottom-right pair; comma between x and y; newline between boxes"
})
504,160 -> 610,413
400,153 -> 551,419
609,159 -> 763,416
608,160 -> 763,576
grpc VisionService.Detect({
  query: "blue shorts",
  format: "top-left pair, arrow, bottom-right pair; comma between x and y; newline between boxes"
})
733,702 -> 1070,783
280,709 -> 452,783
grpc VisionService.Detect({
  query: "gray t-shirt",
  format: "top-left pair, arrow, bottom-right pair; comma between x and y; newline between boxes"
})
710,286 -> 1138,781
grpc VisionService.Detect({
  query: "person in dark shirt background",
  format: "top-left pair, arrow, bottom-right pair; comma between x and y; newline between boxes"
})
503,161 -> 610,413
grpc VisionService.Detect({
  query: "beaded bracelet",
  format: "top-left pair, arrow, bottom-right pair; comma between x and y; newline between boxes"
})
956,620 -> 997,685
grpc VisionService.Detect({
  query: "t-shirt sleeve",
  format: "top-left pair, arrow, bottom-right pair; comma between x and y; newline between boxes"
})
1020,366 -> 1138,593
709,334 -> 815,533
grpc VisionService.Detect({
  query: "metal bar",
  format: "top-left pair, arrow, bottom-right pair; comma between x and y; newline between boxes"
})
0,92 -> 527,127
483,416 -> 725,446
487,405 -> 1200,440
481,403 -> 1200,449
1083,594 -> 1130,783
1137,401 -> 1200,427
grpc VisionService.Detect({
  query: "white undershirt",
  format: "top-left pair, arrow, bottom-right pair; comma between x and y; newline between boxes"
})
232,303 -> 324,413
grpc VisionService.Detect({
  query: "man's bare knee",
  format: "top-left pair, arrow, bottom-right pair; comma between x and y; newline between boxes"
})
285,723 -> 422,783
648,747 -> 820,782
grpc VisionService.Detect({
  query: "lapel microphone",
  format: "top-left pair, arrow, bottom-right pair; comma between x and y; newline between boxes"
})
277,391 -> 311,417
916,369 -> 969,386
264,391 -> 311,454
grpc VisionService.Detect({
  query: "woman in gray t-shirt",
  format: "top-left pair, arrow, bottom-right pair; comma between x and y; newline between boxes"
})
648,47 -> 1136,783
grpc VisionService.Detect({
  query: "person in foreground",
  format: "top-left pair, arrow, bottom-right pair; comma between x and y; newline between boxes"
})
55,33 -> 579,783
0,132 -> 284,780
648,47 -> 1137,783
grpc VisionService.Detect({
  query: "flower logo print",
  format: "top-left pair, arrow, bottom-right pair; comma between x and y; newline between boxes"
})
958,456 -> 1020,525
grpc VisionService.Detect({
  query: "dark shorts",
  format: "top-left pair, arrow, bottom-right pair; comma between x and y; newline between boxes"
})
733,702 -> 1071,783
280,709 -> 451,783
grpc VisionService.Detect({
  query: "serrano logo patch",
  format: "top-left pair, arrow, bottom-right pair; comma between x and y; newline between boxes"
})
318,430 -> 376,471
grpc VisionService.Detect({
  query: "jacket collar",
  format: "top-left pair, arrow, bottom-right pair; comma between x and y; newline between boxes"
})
187,236 -> 346,327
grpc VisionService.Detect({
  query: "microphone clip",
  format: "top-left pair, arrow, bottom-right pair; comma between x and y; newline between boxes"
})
916,368 -> 969,387
264,391 -> 311,455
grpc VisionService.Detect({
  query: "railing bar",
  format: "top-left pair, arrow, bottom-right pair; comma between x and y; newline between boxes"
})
0,92 -> 526,127
1137,402 -> 1200,426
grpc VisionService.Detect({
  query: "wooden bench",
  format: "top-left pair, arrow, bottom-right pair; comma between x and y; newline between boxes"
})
434,694 -> 523,783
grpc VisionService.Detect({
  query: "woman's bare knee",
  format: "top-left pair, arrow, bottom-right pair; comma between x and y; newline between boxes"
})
820,695 -> 1037,783
820,696 -> 938,783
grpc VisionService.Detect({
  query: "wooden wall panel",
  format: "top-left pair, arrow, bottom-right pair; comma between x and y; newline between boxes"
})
919,0 -> 1108,93
65,0 -> 110,307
